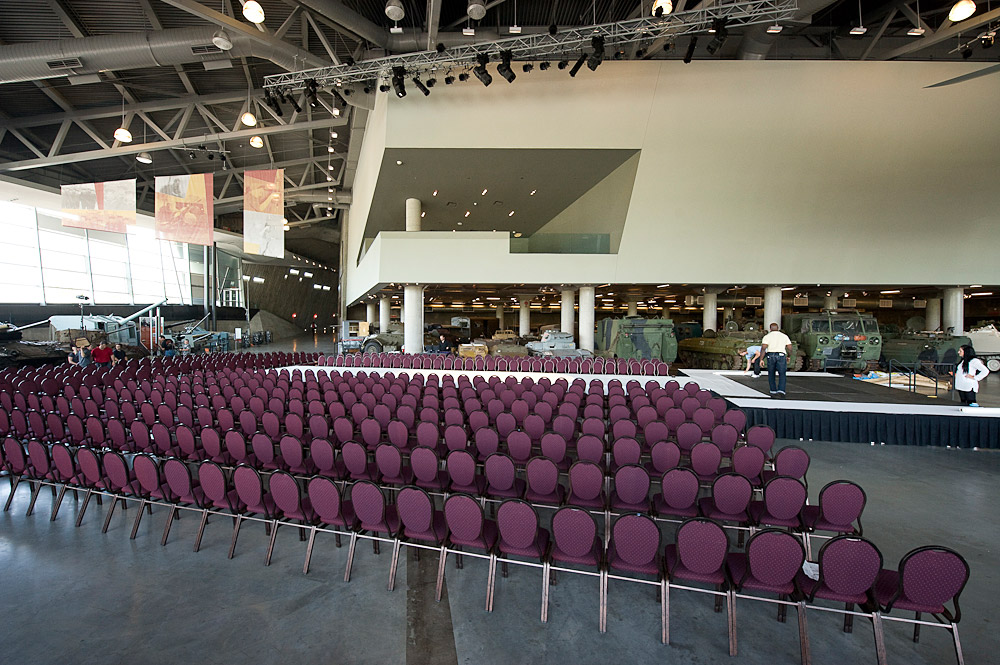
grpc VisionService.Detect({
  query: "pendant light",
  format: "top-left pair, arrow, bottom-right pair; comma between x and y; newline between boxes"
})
948,1 -> 976,22
114,95 -> 132,143
242,1 -> 265,24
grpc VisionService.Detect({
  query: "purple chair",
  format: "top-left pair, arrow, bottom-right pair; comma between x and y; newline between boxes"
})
162,458 -> 207,546
746,424 -> 776,458
611,437 -> 642,470
194,461 -> 246,552
610,464 -> 651,514
874,546 -> 969,665
699,473 -> 753,534
341,441 -> 378,481
723,409 -> 747,434
524,457 -> 565,506
731,444 -> 766,486
375,443 -> 413,486
474,428 -> 500,462
750,476 -> 807,539
545,507 -> 603,625
727,529 -> 809,663
265,471 -> 317,566
389,486 -> 448,591
73,447 -> 107,528
491,500 -> 550,615
229,465 -> 277,559
484,453 -> 525,500
710,423 -> 740,459
648,440 -> 681,475
100,451 -> 141,534
675,422 -> 702,454
575,434 -> 605,467
505,430 -> 534,467
655,467 -> 700,520
23,440 -> 56,517
405,446 -> 444,491
690,441 -> 723,483
566,460 -> 607,511
762,445 -> 811,488
604,514 -> 666,642
664,518 -> 735,654
441,494 -> 498,606
344,481 -> 400,584
304,476 -> 358,574
49,444 -> 86,522
801,480 -> 866,558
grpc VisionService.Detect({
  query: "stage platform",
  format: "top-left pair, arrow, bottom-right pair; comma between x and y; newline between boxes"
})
681,369 -> 1000,449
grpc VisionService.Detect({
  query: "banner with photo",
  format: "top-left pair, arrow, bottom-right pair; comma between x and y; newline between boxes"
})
60,179 -> 136,233
243,169 -> 285,258
154,174 -> 214,246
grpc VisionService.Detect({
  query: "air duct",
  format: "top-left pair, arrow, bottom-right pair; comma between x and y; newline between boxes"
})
736,1 -> 840,60
0,27 -> 320,85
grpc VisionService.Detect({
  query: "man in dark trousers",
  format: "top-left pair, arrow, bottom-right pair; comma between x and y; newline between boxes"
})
760,323 -> 793,398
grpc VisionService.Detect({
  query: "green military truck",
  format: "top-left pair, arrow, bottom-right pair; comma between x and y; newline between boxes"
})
595,316 -> 677,363
783,310 -> 882,372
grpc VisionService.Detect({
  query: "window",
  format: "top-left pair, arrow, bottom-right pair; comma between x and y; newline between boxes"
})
0,202 -> 44,303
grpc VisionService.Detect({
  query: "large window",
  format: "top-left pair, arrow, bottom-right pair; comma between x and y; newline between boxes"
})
0,203 -> 44,303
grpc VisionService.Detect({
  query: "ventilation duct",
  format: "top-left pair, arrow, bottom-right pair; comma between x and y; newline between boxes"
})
736,1 -> 840,60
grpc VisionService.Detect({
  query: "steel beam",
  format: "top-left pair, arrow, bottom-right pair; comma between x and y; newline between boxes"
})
881,6 -> 1000,59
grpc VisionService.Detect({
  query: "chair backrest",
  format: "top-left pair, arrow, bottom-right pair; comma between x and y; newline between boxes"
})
742,529 -> 805,589
722,409 -> 747,432
525,457 -> 560,496
732,444 -> 766,481
484,453 -> 517,491
675,518 -> 729,575
660,468 -> 699,510
163,458 -> 196,501
397,486 -> 435,534
611,514 -> 660,567
568,461 -> 604,502
890,546 -> 970,618
496,500 -> 540,550
815,536 -> 882,599
575,434 -> 605,465
269,471 -> 304,516
375,443 -> 405,478
351,480 -> 388,529
613,464 -> 650,505
198,462 -> 231,506
307,475 -> 345,524
773,445 -> 811,480
551,507 -> 598,559
675,422 -> 702,453
611,437 -> 642,467
690,442 -> 722,477
539,432 -> 567,464
77,447 -> 103,486
762,476 -> 807,521
710,423 -> 739,455
233,464 -> 266,509
102,451 -> 131,491
649,440 -> 681,474
710,473 -> 753,515
818,480 -> 866,529
444,494 -> 486,543
746,424 -> 775,454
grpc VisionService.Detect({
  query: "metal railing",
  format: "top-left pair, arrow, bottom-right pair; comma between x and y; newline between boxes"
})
887,359 -> 956,398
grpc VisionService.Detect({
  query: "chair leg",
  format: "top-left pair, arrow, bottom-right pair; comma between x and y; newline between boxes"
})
486,553 -> 497,612
714,584 -> 724,612
25,480 -> 40,516
844,603 -> 854,632
51,484 -> 68,521
75,488 -> 93,527
541,562 -> 550,623
4,476 -> 21,512
161,506 -> 177,545
343,532 -> 358,582
265,521 -> 280,565
872,612 -> 888,665
727,589 -> 737,656
502,559 -> 509,578
228,515 -> 243,559
912,611 -> 921,642
435,547 -> 447,602
952,623 -> 965,665
796,601 -> 812,665
388,539 -> 401,591
101,497 -> 118,533
661,578 -> 670,645
194,510 -> 210,552
130,500 -> 146,539
303,527 -> 317,574
600,570 -> 608,634
778,595 -> 788,623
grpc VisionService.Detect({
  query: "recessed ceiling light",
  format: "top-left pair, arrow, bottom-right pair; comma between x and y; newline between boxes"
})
328,146 -> 335,153
396,160 -> 403,165
508,210 -> 514,217
529,189 -> 536,195
473,202 -> 477,206
457,222 -> 463,226
433,190 -> 438,196
327,164 -> 334,170
330,131 -> 338,138
420,211 -> 426,217
464,211 -> 471,217
481,188 -> 488,195
513,232 -> 522,237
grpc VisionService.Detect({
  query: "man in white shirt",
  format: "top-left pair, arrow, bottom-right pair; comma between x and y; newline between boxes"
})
760,323 -> 793,398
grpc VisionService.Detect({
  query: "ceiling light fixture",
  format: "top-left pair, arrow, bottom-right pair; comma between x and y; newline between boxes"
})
467,0 -> 486,21
683,36 -> 698,63
212,29 -> 233,50
463,27 -> 475,36
384,0 -> 404,21
850,0 -> 867,35
652,0 -> 673,16
497,50 -> 516,83
412,76 -> 431,96
114,94 -> 132,143
949,0 -> 977,22
569,52 -> 587,77
241,0 -> 265,24
136,151 -> 152,164
473,53 -> 492,86
587,35 -> 605,70
391,66 -> 407,97
705,19 -> 729,54
766,24 -> 783,34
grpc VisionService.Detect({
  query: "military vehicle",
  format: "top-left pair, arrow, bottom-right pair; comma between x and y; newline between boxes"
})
163,315 -> 231,353
525,330 -> 591,357
677,321 -> 802,370
492,329 -> 518,341
783,310 -> 882,371
966,323 -> 1000,371
880,331 -> 971,367
595,316 -> 677,363
674,322 -> 703,342
361,323 -> 444,354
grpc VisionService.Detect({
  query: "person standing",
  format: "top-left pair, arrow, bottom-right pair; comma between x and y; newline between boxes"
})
112,343 -> 127,366
760,323 -> 793,399
955,344 -> 989,407
77,344 -> 92,368
91,341 -> 113,369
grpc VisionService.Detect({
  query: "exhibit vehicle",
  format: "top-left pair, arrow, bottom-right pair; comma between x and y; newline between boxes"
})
677,321 -> 802,371
163,315 -> 231,354
524,330 -> 591,357
783,310 -> 882,371
360,322 -> 445,354
595,316 -> 677,363
673,321 -> 704,342
45,298 -> 169,348
966,323 -> 1000,372
880,330 -> 972,367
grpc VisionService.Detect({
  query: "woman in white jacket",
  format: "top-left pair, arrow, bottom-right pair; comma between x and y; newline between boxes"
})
955,344 -> 989,407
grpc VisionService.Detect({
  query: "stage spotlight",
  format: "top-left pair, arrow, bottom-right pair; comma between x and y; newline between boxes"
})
522,63 -> 533,73
436,43 -> 446,53
569,53 -> 587,77
705,19 -> 728,55
683,36 -> 697,64
379,83 -> 390,92
539,61 -> 550,70
557,60 -> 568,70
635,48 -> 645,58
282,90 -> 301,113
306,79 -> 319,108
474,53 -> 492,86
587,35 -> 605,71
961,46 -> 973,58
549,23 -> 558,35
412,76 -> 430,96
426,78 -> 437,87
497,51 -> 516,83
392,66 -> 407,97
445,75 -> 455,85
983,31 -> 995,48
458,72 -> 469,81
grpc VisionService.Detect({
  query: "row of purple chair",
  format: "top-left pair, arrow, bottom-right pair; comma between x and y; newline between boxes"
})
322,352 -> 671,376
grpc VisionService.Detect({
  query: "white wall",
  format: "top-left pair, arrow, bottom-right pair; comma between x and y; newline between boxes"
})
344,60 -> 1000,304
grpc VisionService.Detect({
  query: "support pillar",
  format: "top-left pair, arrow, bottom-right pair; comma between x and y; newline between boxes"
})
561,289 -> 575,335
823,295 -> 838,310
763,286 -> 783,329
379,296 -> 392,332
518,295 -> 532,337
405,198 -> 422,232
365,302 -> 376,327
578,286 -> 595,352
924,298 -> 942,332
702,292 -> 718,333
627,300 -> 638,317
403,285 -> 424,353
496,304 -> 504,329
942,288 -> 964,335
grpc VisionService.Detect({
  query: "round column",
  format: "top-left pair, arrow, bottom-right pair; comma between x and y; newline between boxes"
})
627,300 -> 638,317
379,296 -> 392,332
702,292 -> 718,333
763,286 -> 783,329
496,304 -> 505,329
578,286 -> 595,352
403,285 -> 424,353
824,295 -> 838,310
942,288 -> 964,335
518,295 -> 532,337
560,288 -> 575,335
924,298 -> 942,331
365,302 -> 376,327
405,198 -> 422,232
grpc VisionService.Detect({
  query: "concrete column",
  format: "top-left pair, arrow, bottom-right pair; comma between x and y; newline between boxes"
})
724,307 -> 735,323
365,302 -> 376,327
403,285 -> 424,353
518,296 -> 532,337
627,300 -> 638,317
702,292 -> 718,333
561,288 -> 575,335
379,296 -> 392,332
924,297 -> 942,331
824,295 -> 838,310
405,198 -> 422,232
942,288 -> 964,335
578,286 -> 595,352
764,286 -> 783,329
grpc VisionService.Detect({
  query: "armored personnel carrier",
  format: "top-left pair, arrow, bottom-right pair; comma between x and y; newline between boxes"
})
525,330 -> 590,357
966,323 -> 1000,371
783,310 -> 882,371
880,331 -> 971,367
595,316 -> 677,363
677,321 -> 802,371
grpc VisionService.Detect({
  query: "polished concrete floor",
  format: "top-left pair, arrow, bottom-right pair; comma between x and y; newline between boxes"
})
0,437 -> 995,665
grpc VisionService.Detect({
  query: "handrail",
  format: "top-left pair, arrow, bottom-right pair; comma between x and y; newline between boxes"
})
887,359 -> 956,398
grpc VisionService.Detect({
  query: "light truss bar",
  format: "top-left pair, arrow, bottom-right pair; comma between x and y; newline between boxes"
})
264,1 -> 797,89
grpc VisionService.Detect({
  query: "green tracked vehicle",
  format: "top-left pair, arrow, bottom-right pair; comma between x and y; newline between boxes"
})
783,310 -> 883,372
595,316 -> 677,363
880,331 -> 971,367
676,321 -> 802,371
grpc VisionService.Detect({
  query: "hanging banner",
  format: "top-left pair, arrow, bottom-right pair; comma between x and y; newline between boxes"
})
243,169 -> 285,258
154,174 -> 214,246
60,179 -> 136,233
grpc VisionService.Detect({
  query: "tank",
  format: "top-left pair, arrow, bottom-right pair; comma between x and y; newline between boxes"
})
966,323 -> 1000,372
595,316 -> 677,363
524,330 -> 590,357
677,321 -> 802,371
783,310 -> 882,371
880,331 -> 972,367
360,323 -> 442,354
0,340 -> 69,369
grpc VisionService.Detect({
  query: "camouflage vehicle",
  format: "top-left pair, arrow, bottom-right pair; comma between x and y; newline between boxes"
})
361,323 -> 441,354
783,311 -> 882,371
677,321 -> 802,370
595,316 -> 677,363
674,322 -> 703,342
880,331 -> 971,367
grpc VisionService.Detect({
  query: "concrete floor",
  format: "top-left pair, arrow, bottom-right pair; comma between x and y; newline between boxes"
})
0,437 -> 995,665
